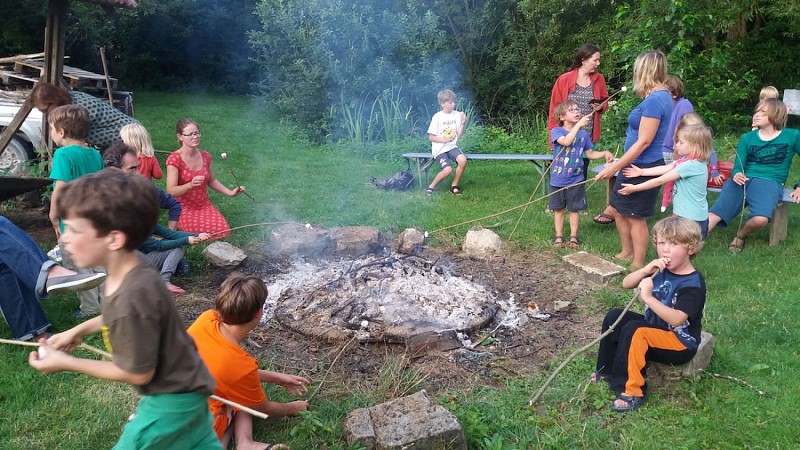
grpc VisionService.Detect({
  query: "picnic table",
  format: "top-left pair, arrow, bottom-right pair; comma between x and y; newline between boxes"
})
402,152 -> 554,195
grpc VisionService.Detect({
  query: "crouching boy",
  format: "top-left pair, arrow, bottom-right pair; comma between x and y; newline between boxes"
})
188,273 -> 311,449
29,169 -> 221,449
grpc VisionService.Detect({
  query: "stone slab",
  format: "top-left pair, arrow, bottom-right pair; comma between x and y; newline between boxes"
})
562,251 -> 625,285
650,331 -> 715,382
202,241 -> 247,268
344,390 -> 467,450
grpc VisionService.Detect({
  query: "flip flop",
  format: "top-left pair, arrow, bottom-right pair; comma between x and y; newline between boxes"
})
611,393 -> 645,412
593,212 -> 615,224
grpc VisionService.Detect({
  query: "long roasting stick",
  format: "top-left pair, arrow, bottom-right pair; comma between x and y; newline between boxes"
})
2,339 -> 270,420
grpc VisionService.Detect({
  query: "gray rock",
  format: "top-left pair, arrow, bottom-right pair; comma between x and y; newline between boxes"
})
562,251 -> 625,284
265,223 -> 335,260
202,241 -> 247,268
395,228 -> 425,254
650,331 -> 715,382
344,390 -> 467,449
330,226 -> 383,258
462,227 -> 502,259
552,301 -> 571,312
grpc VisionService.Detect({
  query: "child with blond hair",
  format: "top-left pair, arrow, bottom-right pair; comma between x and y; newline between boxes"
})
620,120 -> 713,238
121,123 -> 162,180
594,216 -> 706,412
426,89 -> 468,195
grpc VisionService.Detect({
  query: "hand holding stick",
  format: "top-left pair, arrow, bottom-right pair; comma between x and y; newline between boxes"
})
220,152 -> 255,201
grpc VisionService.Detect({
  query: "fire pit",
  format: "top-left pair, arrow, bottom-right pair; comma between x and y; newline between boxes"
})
264,253 -> 518,343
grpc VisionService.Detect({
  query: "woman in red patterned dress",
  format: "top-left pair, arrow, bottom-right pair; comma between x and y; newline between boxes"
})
166,119 -> 245,238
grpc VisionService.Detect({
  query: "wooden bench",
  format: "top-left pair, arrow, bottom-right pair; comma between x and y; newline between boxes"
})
590,164 -> 796,246
402,152 -> 554,195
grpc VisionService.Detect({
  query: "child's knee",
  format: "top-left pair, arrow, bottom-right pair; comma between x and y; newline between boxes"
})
456,155 -> 468,165
441,166 -> 453,176
750,215 -> 769,228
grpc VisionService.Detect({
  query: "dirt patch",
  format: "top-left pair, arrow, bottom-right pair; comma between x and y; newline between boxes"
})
6,206 -> 608,399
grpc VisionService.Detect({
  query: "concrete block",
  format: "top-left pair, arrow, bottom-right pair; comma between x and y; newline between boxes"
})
344,390 -> 467,450
562,251 -> 625,285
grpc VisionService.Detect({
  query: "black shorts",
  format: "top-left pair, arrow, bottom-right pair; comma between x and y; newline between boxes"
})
609,160 -> 665,218
435,148 -> 465,169
549,184 -> 587,212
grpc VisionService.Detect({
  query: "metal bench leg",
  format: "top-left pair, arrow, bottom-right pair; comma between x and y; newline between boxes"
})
769,202 -> 788,246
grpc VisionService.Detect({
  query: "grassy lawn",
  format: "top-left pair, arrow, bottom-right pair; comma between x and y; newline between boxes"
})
1,92 -> 799,448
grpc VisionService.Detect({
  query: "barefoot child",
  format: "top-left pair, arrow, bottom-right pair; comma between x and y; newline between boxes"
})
549,100 -> 614,248
619,119 -> 713,239
188,273 -> 310,449
121,123 -> 163,181
426,89 -> 468,195
29,169 -> 221,448
594,216 -> 706,412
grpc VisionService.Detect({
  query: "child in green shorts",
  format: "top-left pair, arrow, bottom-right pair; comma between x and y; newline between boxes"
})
29,169 -> 221,449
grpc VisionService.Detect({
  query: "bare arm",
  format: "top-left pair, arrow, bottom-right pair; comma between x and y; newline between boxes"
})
596,116 -> 661,179
166,165 -> 194,197
618,169 -> 680,195
49,180 -> 67,238
29,349 -> 154,385
207,163 -> 242,197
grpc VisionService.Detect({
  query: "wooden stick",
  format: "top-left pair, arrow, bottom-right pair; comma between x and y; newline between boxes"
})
528,272 -> 658,406
307,334 -> 358,402
208,221 -> 302,237
98,47 -> 114,107
228,167 -> 256,202
2,339 -> 270,419
210,394 -> 269,420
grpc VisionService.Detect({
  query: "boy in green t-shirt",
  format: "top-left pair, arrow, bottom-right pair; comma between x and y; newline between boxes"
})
29,169 -> 221,449
47,104 -> 105,316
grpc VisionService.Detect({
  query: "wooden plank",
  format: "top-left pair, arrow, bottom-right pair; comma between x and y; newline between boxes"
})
405,330 -> 461,356
0,53 -> 45,64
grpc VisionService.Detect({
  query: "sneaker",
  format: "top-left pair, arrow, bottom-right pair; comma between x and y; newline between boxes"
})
46,272 -> 106,295
175,258 -> 190,277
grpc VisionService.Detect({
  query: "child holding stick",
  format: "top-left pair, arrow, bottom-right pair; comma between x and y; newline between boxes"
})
29,169 -> 221,449
619,118 -> 713,239
188,273 -> 309,449
549,99 -> 614,247
593,216 -> 706,412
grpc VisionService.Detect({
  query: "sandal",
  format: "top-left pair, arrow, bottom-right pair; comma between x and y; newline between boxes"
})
728,234 -> 746,253
567,236 -> 580,249
552,236 -> 564,247
590,371 -> 609,383
425,187 -> 435,195
449,185 -> 462,195
593,212 -> 615,225
611,393 -> 645,413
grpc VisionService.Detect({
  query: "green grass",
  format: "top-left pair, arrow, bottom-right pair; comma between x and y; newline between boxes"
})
2,92 -> 800,448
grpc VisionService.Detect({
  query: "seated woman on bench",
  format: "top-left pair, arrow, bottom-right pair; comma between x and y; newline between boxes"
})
707,99 -> 800,252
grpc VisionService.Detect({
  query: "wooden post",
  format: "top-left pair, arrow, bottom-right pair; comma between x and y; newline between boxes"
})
99,47 -> 114,106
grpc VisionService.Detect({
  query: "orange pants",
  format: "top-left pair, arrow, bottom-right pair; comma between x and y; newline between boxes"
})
596,309 -> 696,397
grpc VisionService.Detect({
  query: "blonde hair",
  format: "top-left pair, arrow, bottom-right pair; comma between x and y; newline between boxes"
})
759,86 -> 779,101
120,123 -> 155,157
437,89 -> 456,105
755,98 -> 788,130
673,112 -> 705,144
675,124 -> 712,163
632,50 -> 667,98
652,216 -> 704,257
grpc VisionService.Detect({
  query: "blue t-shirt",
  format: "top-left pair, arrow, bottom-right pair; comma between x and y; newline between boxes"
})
624,90 -> 673,164
645,269 -> 705,350
673,159 -> 709,221
550,127 -> 593,187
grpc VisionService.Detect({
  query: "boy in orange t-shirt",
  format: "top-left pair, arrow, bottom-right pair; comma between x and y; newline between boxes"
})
187,273 -> 310,449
